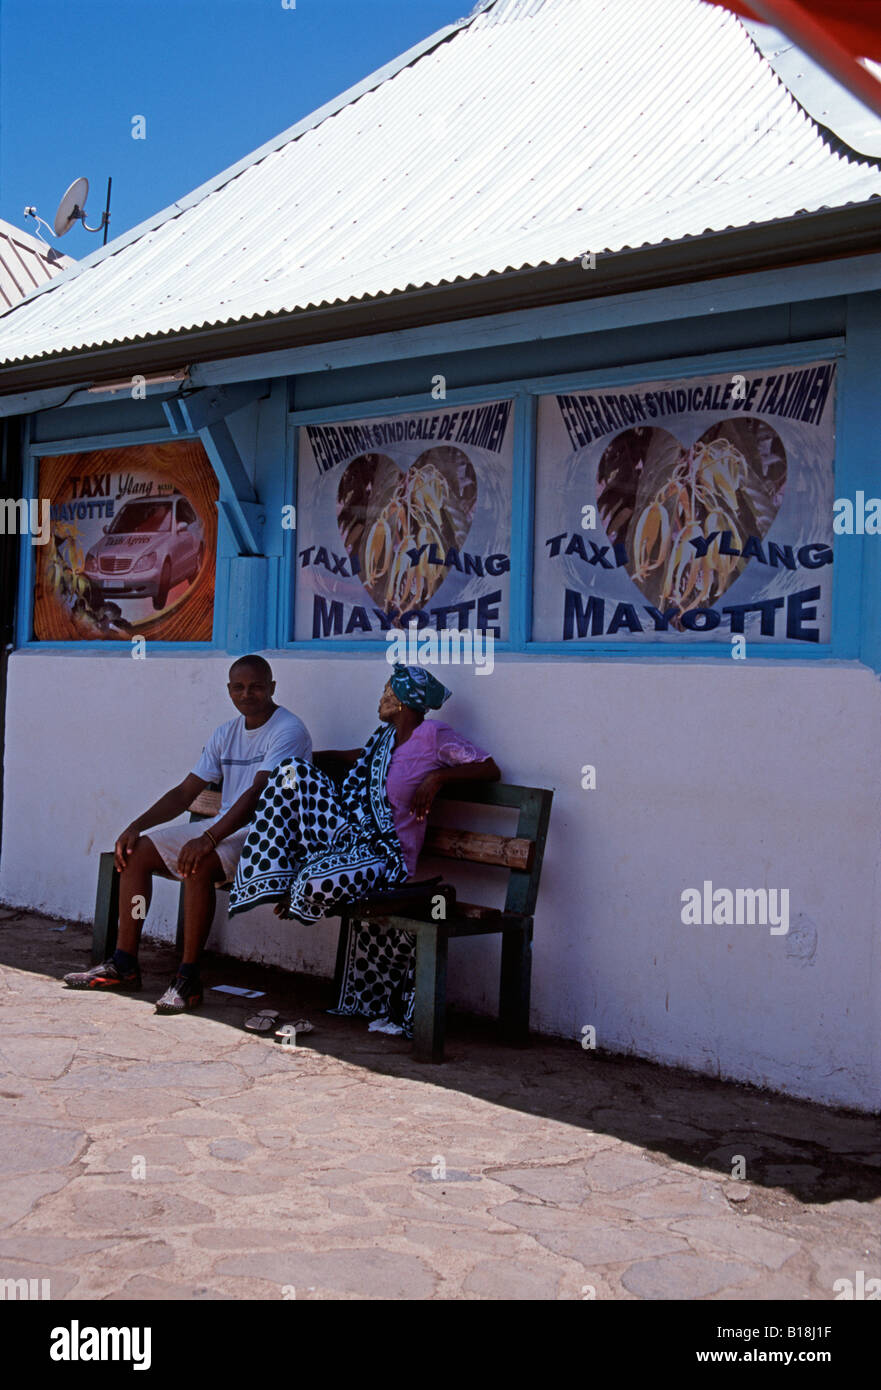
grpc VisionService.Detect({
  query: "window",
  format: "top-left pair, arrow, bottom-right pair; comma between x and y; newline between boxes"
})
34,440 -> 218,642
108,500 -> 173,534
293,400 -> 515,641
532,361 -> 836,647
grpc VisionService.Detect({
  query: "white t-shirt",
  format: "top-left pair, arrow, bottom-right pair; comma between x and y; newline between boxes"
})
192,706 -> 312,812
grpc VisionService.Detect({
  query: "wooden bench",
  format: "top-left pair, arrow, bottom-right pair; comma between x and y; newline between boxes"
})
333,781 -> 553,1062
92,778 -> 553,1064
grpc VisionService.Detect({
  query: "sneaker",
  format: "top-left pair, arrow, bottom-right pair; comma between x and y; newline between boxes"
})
155,974 -> 203,1015
63,958 -> 141,991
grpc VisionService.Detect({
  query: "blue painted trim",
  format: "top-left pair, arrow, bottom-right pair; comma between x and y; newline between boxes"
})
289,383 -> 530,424
524,643 -> 834,659
846,292 -> 881,673
163,399 -> 188,435
510,393 -> 535,647
284,642 -> 521,655
11,643 -> 847,666
0,385 -> 95,420
828,351 -> 861,661
62,381 -> 186,410
197,421 -> 264,555
253,380 -> 287,556
226,555 -> 270,650
286,338 -> 846,425
19,642 -> 227,654
280,415 -> 298,645
26,427 -> 188,455
516,341 -> 845,398
264,557 -> 281,653
16,418 -> 37,648
211,552 -> 230,650
193,260 -> 877,392
181,405 -> 264,567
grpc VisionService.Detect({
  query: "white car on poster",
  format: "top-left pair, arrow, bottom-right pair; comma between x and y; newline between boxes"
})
84,493 -> 205,610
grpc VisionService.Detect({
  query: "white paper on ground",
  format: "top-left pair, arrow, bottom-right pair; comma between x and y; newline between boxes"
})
210,985 -> 265,998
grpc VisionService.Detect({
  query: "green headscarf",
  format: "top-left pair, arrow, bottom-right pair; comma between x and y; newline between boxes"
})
389,663 -> 452,712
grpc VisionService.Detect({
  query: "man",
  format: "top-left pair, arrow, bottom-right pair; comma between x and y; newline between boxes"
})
64,655 -> 311,1014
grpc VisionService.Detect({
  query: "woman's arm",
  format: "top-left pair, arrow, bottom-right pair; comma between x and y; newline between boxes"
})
410,757 -> 500,821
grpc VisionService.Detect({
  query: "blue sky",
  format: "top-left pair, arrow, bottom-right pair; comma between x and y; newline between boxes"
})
0,0 -> 469,253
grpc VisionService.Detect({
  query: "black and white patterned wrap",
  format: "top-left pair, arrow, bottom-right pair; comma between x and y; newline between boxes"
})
329,919 -> 417,1035
227,724 -> 407,925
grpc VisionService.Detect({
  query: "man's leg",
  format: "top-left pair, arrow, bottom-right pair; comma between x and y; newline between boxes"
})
155,852 -> 226,1014
117,837 -> 172,955
179,853 -> 226,966
64,837 -> 172,992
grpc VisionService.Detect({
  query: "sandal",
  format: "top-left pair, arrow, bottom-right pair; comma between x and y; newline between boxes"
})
274,1018 -> 315,1041
244,1009 -> 280,1033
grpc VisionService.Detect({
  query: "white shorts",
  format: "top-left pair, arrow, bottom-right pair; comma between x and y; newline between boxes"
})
145,816 -> 247,886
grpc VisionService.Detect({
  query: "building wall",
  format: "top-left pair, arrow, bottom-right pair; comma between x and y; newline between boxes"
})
2,272 -> 879,1112
2,650 -> 879,1112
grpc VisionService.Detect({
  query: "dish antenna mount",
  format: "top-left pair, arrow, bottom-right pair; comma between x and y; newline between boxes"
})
24,175 -> 112,246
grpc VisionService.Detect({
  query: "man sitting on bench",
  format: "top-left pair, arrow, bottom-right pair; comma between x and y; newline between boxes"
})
63,654 -> 312,1014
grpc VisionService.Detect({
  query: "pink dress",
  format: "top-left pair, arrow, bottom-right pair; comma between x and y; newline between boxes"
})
384,720 -> 490,877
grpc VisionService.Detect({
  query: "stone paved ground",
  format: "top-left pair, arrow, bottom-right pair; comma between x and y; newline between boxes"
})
0,909 -> 878,1301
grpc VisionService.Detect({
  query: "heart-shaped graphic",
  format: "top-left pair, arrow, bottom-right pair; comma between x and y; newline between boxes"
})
597,418 -> 786,617
337,446 -> 477,615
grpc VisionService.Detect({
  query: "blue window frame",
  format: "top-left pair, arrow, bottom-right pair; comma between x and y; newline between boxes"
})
285,335 -> 858,663
13,318 -> 877,671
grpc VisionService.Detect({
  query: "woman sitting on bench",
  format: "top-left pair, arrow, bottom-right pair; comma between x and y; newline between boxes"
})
227,662 -> 499,1034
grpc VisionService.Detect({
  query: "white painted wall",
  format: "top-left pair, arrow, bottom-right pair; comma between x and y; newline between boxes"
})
2,650 -> 878,1112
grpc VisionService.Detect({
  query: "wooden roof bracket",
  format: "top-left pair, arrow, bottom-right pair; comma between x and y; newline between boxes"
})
164,382 -> 269,555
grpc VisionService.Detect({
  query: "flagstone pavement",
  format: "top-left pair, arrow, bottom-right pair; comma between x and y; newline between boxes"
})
0,908 -> 878,1301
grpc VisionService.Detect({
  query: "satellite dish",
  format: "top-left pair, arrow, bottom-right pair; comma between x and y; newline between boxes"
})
24,174 -> 112,246
54,177 -> 90,237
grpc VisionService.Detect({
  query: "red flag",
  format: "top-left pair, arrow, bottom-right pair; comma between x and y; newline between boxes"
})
703,1 -> 881,115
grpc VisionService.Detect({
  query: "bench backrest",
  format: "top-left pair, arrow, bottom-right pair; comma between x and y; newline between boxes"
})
431,782 -> 553,916
189,787 -> 223,819
187,780 -> 554,917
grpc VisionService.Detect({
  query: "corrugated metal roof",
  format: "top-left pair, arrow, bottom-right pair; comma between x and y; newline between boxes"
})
0,218 -> 73,313
745,20 -> 881,156
1,0 -> 880,367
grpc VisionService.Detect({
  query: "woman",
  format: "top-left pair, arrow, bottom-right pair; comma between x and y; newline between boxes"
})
228,663 -> 500,1034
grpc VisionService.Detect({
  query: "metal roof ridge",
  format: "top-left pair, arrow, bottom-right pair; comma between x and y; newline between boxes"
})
1,4 -> 490,320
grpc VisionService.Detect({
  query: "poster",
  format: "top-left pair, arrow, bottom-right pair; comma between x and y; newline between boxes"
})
294,400 -> 514,640
34,440 -> 218,642
534,362 -> 836,644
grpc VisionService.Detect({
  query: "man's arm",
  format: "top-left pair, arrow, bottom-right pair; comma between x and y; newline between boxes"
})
176,770 -> 273,877
114,772 -> 209,872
